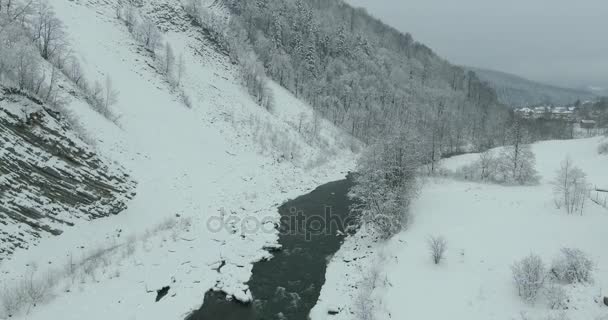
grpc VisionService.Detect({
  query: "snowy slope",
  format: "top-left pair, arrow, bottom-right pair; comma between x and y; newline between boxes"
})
313,137 -> 608,320
0,87 -> 135,260
0,0 -> 357,319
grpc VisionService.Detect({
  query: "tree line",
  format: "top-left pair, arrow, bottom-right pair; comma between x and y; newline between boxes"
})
194,0 -> 559,238
0,0 -> 119,122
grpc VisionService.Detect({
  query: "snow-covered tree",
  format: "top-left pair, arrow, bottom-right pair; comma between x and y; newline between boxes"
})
512,254 -> 546,302
552,157 -> 589,215
137,19 -> 161,53
498,119 -> 537,184
349,129 -> 422,240
163,42 -> 175,78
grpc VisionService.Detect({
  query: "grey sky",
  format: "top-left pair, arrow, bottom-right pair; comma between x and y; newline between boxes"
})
346,0 -> 608,90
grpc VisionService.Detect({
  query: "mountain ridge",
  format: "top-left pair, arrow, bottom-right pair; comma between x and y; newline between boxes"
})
467,66 -> 596,107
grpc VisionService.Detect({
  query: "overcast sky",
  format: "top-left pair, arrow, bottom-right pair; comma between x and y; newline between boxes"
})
346,0 -> 608,90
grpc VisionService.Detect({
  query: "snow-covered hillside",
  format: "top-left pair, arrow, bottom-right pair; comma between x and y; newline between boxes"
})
0,0 -> 357,319
0,87 -> 135,260
314,137 -> 608,320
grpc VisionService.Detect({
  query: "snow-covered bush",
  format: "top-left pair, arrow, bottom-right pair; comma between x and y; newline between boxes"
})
552,158 -> 590,215
544,311 -> 570,320
512,254 -> 546,302
1,286 -> 26,318
354,264 -> 381,320
0,217 -> 191,318
0,264 -> 51,318
456,143 -> 537,185
551,248 -> 594,284
544,284 -> 568,310
598,141 -> 608,155
427,235 -> 447,265
458,149 -> 501,182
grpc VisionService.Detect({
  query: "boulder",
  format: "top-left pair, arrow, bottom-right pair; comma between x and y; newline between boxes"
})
327,304 -> 340,315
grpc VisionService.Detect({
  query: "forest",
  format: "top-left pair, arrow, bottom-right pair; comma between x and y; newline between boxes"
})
189,0 -> 512,154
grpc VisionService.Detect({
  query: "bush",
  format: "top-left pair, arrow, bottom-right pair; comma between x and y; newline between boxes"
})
512,254 -> 546,302
551,248 -> 594,284
599,141 -> 608,155
544,311 -> 570,320
1,287 -> 26,318
544,284 -> 568,310
457,150 -> 500,182
427,235 -> 447,265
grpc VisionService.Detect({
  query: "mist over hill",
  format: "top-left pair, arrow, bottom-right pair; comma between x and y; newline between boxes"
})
468,67 -> 596,107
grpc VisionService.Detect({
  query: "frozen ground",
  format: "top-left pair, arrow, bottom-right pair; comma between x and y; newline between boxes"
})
0,0 -> 356,319
313,137 -> 608,320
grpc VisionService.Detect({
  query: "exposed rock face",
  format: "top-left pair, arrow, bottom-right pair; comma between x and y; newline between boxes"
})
0,87 -> 135,260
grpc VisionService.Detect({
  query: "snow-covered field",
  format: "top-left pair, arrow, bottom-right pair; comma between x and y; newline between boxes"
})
0,0 -> 357,319
314,137 -> 608,320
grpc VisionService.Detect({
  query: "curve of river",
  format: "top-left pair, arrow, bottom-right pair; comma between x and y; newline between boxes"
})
186,175 -> 354,320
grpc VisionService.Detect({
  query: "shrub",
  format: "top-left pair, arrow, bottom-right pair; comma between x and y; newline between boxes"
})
512,254 -> 546,302
551,248 -> 594,284
544,284 -> 568,310
544,311 -> 570,320
1,287 -> 26,318
427,235 -> 447,265
599,141 -> 608,155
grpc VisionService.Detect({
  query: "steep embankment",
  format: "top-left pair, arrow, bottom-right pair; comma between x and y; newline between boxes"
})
0,0 -> 357,319
0,87 -> 135,260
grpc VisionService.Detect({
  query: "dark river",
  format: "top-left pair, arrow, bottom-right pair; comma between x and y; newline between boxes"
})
186,175 -> 355,320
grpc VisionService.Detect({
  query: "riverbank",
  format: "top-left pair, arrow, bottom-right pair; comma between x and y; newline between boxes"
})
188,176 -> 355,319
312,136 -> 608,320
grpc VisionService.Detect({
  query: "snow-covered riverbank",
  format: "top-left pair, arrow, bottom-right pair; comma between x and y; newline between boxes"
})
314,136 -> 608,320
0,0 -> 357,319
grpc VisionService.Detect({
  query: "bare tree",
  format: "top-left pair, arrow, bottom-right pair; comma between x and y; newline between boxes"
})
427,235 -> 447,264
31,0 -> 65,60
479,149 -> 498,181
599,140 -> 608,155
104,75 -> 118,110
22,263 -> 47,312
552,157 -> 589,215
1,285 -> 25,318
176,52 -> 185,85
42,64 -> 57,102
163,42 -> 175,79
137,19 -> 161,52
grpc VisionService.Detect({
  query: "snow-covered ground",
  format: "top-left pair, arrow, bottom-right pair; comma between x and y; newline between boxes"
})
314,136 -> 608,320
0,0 -> 357,319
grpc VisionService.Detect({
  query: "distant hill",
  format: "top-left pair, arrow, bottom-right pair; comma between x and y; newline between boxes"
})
468,67 -> 596,107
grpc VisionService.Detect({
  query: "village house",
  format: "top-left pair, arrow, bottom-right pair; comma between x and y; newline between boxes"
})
580,119 -> 597,129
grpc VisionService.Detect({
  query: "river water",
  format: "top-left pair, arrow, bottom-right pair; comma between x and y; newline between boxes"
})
187,175 -> 355,320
